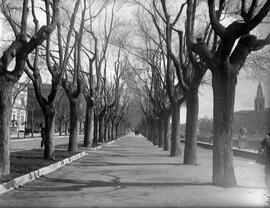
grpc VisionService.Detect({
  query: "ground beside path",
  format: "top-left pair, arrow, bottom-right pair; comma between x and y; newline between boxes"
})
10,135 -> 84,152
0,134 -> 267,207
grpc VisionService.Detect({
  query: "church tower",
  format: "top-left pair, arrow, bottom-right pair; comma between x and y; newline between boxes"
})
254,82 -> 265,112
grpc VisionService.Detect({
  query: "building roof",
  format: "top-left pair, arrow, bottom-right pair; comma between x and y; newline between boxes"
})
256,82 -> 264,100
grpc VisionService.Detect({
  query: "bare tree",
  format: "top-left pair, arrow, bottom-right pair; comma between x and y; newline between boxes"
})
0,0 -> 59,180
55,91 -> 69,136
62,0 -> 86,152
188,0 -> 270,186
134,0 -> 186,156
12,77 -> 30,107
25,0 -> 80,159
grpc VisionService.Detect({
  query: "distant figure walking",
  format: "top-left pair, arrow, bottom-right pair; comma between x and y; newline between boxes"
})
40,123 -> 46,148
262,131 -> 270,189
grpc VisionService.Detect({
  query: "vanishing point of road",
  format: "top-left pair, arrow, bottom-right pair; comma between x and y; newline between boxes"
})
0,134 -> 267,207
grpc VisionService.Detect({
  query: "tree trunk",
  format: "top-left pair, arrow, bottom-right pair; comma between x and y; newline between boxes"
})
149,121 -> 154,143
170,103 -> 181,157
152,120 -> 157,145
79,121 -> 82,135
44,109 -> 55,160
115,123 -> 119,137
58,118 -> 62,136
104,121 -> 108,142
64,121 -> 68,135
98,117 -> 104,142
83,103 -> 94,147
107,121 -> 111,141
93,112 -> 98,145
145,125 -> 149,138
163,114 -> 170,151
68,101 -> 78,152
184,87 -> 199,165
212,68 -> 237,187
111,120 -> 115,140
0,80 -> 12,180
146,123 -> 151,140
158,117 -> 164,148
31,109 -> 34,137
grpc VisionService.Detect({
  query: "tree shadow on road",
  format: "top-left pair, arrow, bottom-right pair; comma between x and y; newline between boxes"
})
19,176 -> 213,193
76,161 -> 182,166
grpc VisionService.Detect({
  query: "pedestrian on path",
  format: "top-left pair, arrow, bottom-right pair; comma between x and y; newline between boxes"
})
40,123 -> 45,148
262,131 -> 270,189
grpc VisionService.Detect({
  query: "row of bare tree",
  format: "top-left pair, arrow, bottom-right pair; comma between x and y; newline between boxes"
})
129,0 -> 270,187
0,0 -> 129,181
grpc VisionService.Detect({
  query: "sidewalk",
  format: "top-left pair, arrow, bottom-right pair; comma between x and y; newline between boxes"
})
0,134 -> 268,207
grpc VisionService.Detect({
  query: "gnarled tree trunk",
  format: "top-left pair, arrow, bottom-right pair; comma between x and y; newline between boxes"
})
158,117 -> 164,148
0,80 -> 12,180
184,87 -> 199,165
98,116 -> 104,142
163,113 -> 170,151
58,118 -> 62,136
152,120 -> 158,145
104,121 -> 108,142
170,103 -> 181,157
68,100 -> 79,152
93,112 -> 98,145
107,121 -> 111,141
83,102 -> 94,147
111,120 -> 115,140
115,122 -> 119,137
64,121 -> 68,135
43,107 -> 56,160
212,67 -> 237,187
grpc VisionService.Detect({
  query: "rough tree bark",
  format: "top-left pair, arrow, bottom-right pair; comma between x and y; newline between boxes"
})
170,103 -> 181,157
111,120 -> 115,140
93,111 -> 99,145
104,122 -> 108,142
58,118 -> 62,136
0,80 -> 12,180
83,100 -> 94,147
68,100 -> 79,152
184,87 -> 199,164
43,107 -> 56,159
163,113 -> 170,151
186,0 -> 270,186
0,0 -> 60,175
211,66 -> 237,186
98,116 -> 104,142
158,117 -> 164,148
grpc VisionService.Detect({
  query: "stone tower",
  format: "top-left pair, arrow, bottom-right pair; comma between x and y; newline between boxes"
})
254,82 -> 265,112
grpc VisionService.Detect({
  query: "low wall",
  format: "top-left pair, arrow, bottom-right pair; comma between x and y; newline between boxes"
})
197,136 -> 262,151
180,139 -> 265,164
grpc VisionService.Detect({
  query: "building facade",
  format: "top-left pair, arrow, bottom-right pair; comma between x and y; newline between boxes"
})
11,84 -> 28,135
233,82 -> 270,137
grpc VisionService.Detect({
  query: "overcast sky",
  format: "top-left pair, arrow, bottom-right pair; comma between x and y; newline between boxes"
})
199,71 -> 269,114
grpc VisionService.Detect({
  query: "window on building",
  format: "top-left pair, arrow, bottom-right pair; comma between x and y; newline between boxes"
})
21,115 -> 25,126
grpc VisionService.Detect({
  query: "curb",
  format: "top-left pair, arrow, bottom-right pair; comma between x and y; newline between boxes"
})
93,136 -> 123,150
11,135 -> 84,142
0,151 -> 87,195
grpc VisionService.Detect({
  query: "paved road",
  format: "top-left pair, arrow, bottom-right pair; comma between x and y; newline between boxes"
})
10,135 -> 84,152
1,134 -> 268,207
